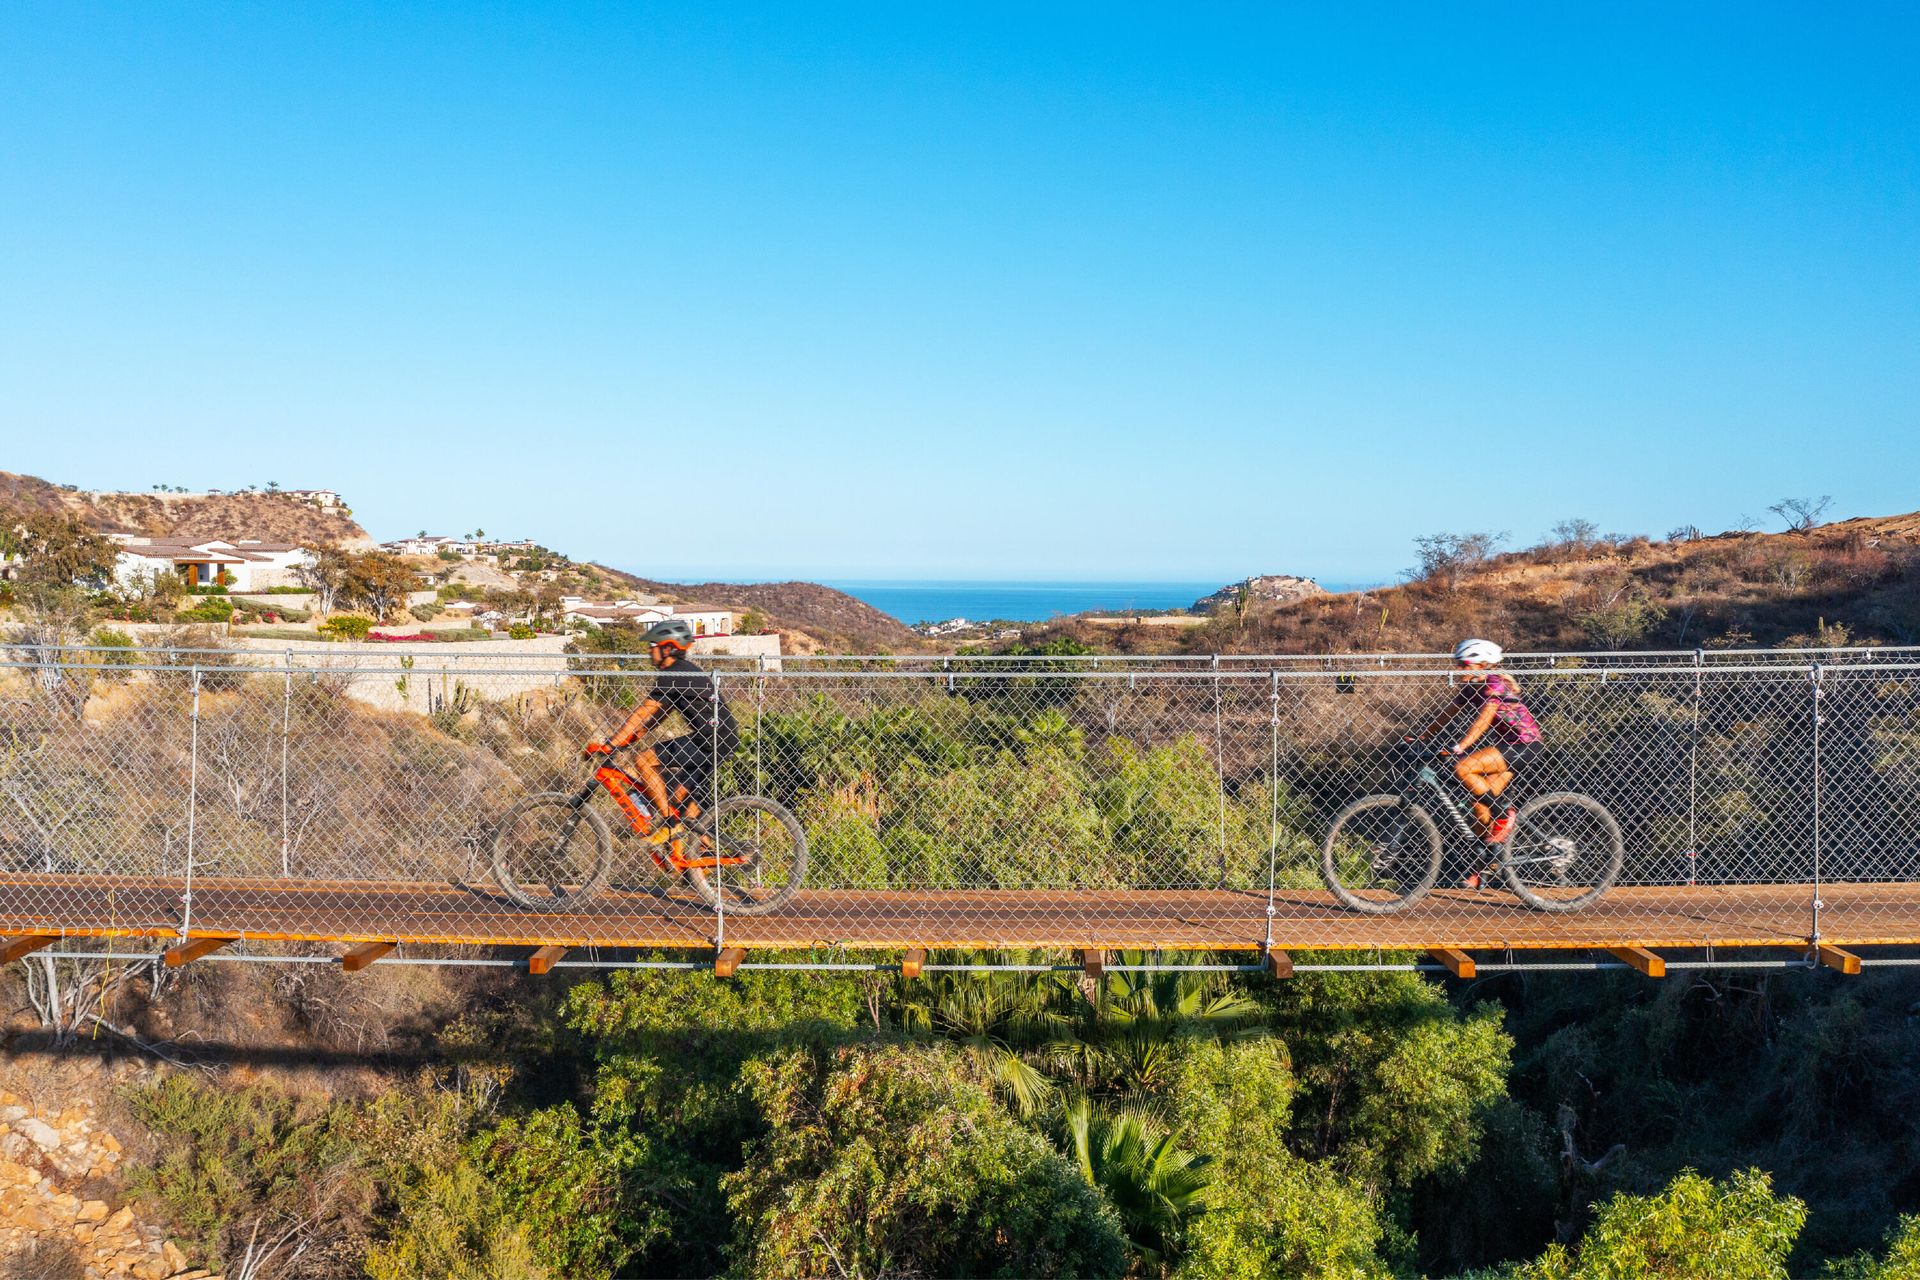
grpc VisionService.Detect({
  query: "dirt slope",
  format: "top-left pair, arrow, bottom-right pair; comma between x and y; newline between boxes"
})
0,471 -> 374,547
1021,513 -> 1920,656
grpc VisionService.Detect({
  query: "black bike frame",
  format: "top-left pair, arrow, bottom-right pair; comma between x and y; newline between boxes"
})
1405,763 -> 1479,842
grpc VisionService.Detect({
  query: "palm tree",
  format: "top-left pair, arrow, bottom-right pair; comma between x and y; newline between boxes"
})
1060,1095 -> 1210,1272
901,959 -> 1069,1117
1052,955 -> 1263,1097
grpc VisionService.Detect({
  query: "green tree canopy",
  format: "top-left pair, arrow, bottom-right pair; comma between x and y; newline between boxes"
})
1517,1168 -> 1806,1280
725,1044 -> 1130,1279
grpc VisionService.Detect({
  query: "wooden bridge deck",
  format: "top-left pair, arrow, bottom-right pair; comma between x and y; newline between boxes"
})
1,873 -> 1917,954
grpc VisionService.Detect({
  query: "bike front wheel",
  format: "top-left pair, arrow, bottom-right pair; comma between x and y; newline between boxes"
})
1322,796 -> 1443,915
1499,792 -> 1624,912
490,792 -> 614,911
686,796 -> 808,916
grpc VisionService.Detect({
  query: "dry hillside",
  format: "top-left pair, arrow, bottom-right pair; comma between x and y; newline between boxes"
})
0,470 -> 374,547
1024,512 -> 1920,656
592,566 -> 921,653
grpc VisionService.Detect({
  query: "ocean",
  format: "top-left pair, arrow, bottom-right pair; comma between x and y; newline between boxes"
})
824,580 -> 1233,626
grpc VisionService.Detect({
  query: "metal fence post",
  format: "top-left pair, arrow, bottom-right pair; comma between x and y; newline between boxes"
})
1687,649 -> 1702,886
712,669 -> 725,951
1811,662 -> 1824,945
280,651 -> 293,878
181,666 -> 203,942
1264,670 -> 1281,951
1212,655 -> 1229,888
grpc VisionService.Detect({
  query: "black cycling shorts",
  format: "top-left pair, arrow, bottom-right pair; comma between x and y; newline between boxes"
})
656,733 -> 716,780
1493,740 -> 1538,769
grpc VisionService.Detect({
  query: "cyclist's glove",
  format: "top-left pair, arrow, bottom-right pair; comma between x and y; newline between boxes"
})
582,742 -> 615,759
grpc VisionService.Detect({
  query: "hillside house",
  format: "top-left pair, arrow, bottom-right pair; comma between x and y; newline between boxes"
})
564,601 -> 673,628
112,536 -> 314,592
560,599 -> 734,636
285,489 -> 343,509
383,535 -> 470,556
675,604 -> 734,636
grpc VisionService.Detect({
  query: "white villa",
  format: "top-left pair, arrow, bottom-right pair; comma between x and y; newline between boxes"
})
384,535 -> 469,556
111,535 -> 314,592
382,535 -> 541,561
561,597 -> 735,636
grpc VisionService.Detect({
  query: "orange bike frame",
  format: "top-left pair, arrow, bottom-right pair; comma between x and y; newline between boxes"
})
592,764 -> 748,872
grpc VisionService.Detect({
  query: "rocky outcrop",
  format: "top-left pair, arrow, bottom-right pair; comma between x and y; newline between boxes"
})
0,1089 -> 212,1280
1192,575 -> 1325,615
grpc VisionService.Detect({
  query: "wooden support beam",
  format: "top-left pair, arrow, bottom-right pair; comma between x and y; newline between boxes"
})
1081,949 -> 1106,979
527,945 -> 568,975
714,946 -> 746,978
1428,948 -> 1476,979
1266,948 -> 1294,979
0,935 -> 59,965
163,936 -> 236,968
1607,946 -> 1666,978
1816,944 -> 1862,976
341,941 -> 396,973
900,948 -> 926,980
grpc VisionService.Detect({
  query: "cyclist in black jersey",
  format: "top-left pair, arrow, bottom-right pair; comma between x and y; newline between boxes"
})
583,618 -> 739,829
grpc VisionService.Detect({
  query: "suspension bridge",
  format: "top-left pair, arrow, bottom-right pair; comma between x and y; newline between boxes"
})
2,644 -> 1916,976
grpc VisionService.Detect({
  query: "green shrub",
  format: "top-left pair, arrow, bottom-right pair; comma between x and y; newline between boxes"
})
123,1075 -> 373,1271
507,623 -> 536,639
410,602 -> 445,622
321,614 -> 376,640
175,595 -> 235,622
1516,1168 -> 1805,1280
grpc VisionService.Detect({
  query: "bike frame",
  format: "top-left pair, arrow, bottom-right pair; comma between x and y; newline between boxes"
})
585,763 -> 750,873
1405,763 -> 1479,842
1399,760 -> 1578,873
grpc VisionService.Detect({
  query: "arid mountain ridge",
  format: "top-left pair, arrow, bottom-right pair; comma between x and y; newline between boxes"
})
1023,510 -> 1920,656
0,470 -> 375,548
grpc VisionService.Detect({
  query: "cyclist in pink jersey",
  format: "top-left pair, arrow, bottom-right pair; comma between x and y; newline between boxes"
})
1407,638 -> 1541,848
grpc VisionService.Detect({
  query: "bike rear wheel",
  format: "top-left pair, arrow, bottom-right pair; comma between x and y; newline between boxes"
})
490,792 -> 614,911
1499,792 -> 1624,912
686,796 -> 808,916
1322,796 -> 1443,915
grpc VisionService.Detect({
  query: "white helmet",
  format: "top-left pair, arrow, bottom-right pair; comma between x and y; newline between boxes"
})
1453,638 -> 1504,666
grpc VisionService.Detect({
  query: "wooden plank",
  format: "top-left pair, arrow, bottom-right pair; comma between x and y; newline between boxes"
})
527,945 -> 568,975
714,946 -> 746,978
1428,947 -> 1476,979
163,936 -> 236,967
0,935 -> 59,964
1081,949 -> 1106,979
1816,944 -> 1862,976
1607,946 -> 1666,978
341,941 -> 395,972
900,948 -> 926,980
1266,948 -> 1294,979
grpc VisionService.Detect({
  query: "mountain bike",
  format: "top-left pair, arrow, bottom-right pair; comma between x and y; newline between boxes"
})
1320,748 -> 1623,915
489,747 -> 807,915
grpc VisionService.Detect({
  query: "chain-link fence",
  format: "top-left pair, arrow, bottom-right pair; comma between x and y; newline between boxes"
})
1,643 -> 1915,970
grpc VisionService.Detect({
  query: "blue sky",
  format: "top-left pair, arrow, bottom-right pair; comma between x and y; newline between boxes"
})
2,4 -> 1915,583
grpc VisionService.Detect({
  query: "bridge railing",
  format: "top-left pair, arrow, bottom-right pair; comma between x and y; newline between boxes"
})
0,641 -> 1916,962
